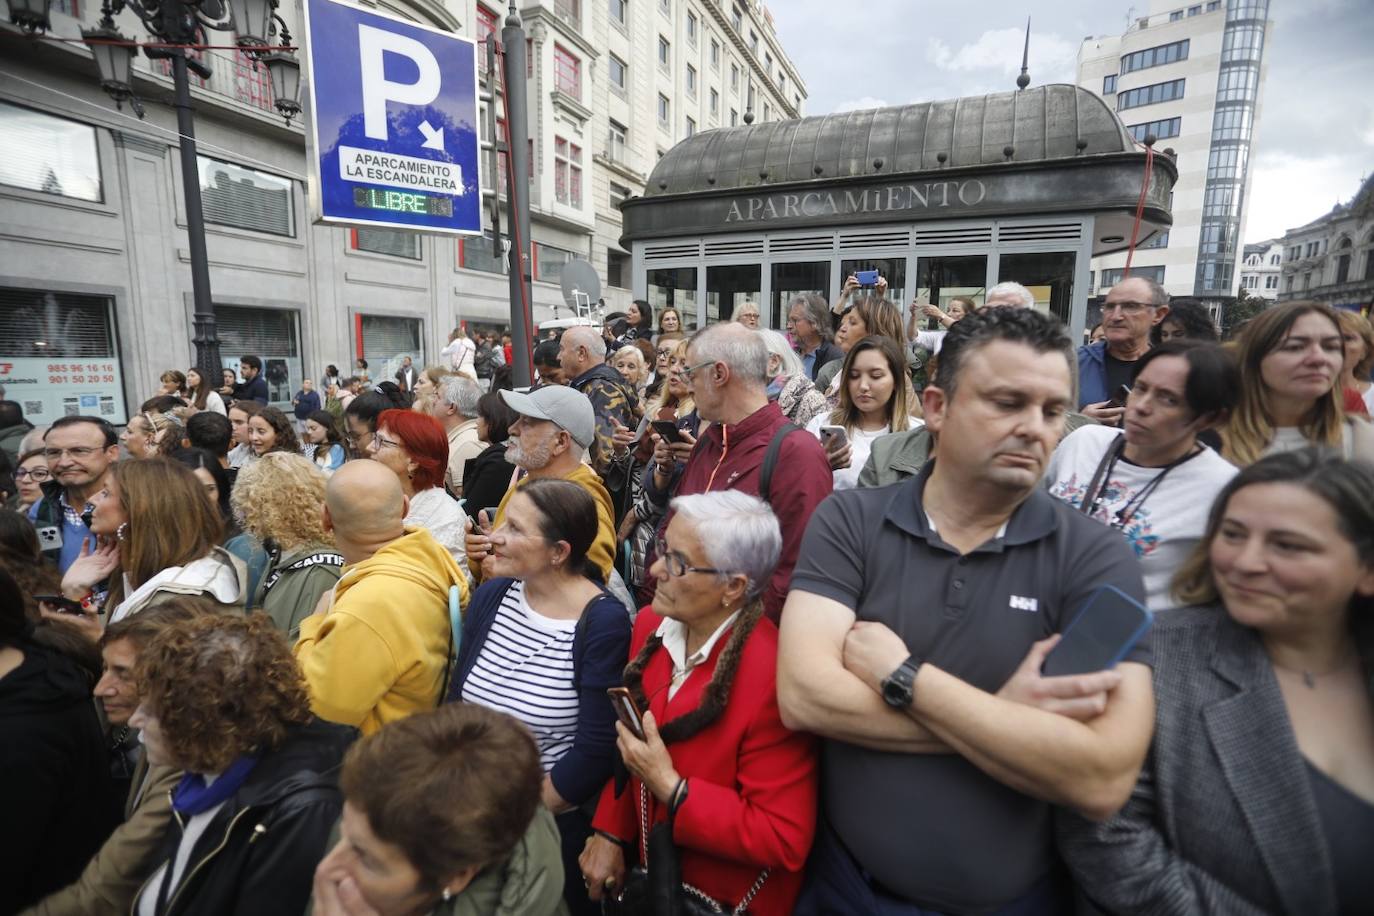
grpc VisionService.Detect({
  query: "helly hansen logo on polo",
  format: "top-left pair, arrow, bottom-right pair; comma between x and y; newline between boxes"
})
1009,595 -> 1039,612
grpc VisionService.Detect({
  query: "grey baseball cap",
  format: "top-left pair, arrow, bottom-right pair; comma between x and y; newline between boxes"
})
499,386 -> 596,449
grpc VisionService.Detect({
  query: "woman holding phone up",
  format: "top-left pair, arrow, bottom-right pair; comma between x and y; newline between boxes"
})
806,336 -> 921,490
445,478 -> 631,916
580,491 -> 818,916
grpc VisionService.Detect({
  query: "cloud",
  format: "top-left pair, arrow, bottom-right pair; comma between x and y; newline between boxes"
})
1244,151 -> 1366,243
926,27 -> 1080,84
833,96 -> 890,113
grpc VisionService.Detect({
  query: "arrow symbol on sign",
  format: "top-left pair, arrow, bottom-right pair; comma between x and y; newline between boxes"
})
419,120 -> 445,151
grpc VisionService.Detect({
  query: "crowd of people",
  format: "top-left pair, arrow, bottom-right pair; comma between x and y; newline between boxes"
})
1,283 -> 1372,916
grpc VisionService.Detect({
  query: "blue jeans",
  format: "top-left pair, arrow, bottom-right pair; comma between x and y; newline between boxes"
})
793,820 -> 1070,916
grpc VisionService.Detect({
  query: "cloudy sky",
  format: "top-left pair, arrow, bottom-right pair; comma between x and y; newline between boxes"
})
772,0 -> 1373,244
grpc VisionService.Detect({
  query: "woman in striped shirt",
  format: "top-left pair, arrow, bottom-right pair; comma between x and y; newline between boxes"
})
445,478 -> 632,916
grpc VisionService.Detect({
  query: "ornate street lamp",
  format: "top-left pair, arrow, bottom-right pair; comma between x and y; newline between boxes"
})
7,0 -> 52,33
77,0 -> 300,376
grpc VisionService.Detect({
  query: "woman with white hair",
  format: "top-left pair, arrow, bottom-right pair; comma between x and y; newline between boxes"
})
757,328 -> 828,427
580,491 -> 818,916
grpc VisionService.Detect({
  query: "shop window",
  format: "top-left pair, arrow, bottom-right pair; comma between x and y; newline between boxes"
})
197,155 -> 293,236
649,267 -> 700,327
0,287 -> 127,423
217,305 -> 302,407
357,314 -> 424,380
706,264 -> 760,324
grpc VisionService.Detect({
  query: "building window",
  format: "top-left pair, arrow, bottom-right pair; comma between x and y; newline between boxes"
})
1269,253 -> 1279,265
606,119 -> 627,162
765,51 -> 772,71
554,45 -> 581,99
762,103 -> 770,121
686,63 -> 696,95
730,63 -> 740,91
554,0 -> 579,27
554,136 -> 582,208
1207,0 -> 1221,10
778,73 -> 785,92
0,287 -> 128,424
609,0 -> 625,25
731,4 -> 742,31
658,36 -> 670,68
1215,64 -> 1260,102
685,116 -> 696,137
658,93 -> 670,126
609,53 -> 627,91
352,227 -> 421,259
609,182 -> 631,209
1211,104 -> 1253,141
686,9 -> 697,43
1170,10 -> 1183,20
607,250 -> 630,288
458,230 -> 506,274
1127,117 -> 1182,141
1221,25 -> 1265,63
1264,275 -> 1278,289
1116,78 -> 1186,110
710,38 -> 720,68
658,0 -> 669,12
1303,271 -> 1312,290
709,88 -> 719,116
358,315 -> 423,377
730,108 -> 738,126
1188,5 -> 1201,15
749,31 -> 758,54
1140,230 -> 1169,249
476,4 -> 498,43
1102,74 -> 1117,94
1120,38 -> 1189,74
0,101 -> 102,202
534,242 -> 575,284
197,155 -> 293,236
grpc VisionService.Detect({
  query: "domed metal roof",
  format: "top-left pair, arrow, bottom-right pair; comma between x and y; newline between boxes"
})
642,84 -> 1136,197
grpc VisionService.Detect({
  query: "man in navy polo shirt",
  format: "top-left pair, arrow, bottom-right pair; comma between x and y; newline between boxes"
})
780,307 -> 1156,915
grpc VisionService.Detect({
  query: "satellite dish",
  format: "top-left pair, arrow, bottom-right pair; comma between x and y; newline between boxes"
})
559,260 -> 602,316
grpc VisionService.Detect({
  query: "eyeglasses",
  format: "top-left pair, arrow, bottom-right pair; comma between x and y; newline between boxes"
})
373,435 -> 402,451
673,360 -> 716,380
1101,301 -> 1155,315
42,446 -> 103,460
656,348 -> 675,358
15,467 -> 51,481
655,535 -> 726,578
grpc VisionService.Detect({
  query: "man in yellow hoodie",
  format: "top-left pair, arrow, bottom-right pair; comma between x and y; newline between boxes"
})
294,460 -> 468,735
464,385 -> 616,584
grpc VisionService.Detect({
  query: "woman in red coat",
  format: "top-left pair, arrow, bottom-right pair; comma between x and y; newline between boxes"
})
580,490 -> 818,915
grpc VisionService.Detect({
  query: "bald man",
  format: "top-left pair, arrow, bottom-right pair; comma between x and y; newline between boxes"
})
558,325 -> 639,482
293,461 -> 469,735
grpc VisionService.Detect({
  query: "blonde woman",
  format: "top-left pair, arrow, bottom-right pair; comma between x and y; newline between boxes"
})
1335,308 -> 1374,415
806,336 -> 921,490
410,364 -> 452,415
1220,301 -> 1374,465
230,451 -> 343,639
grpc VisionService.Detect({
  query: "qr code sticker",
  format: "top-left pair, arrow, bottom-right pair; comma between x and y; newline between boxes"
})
24,400 -> 42,415
100,397 -> 116,416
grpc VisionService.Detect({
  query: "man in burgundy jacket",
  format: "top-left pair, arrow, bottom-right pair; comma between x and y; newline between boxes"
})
641,322 -> 832,619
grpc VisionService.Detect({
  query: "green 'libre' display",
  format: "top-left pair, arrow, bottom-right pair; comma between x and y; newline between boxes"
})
352,187 -> 454,217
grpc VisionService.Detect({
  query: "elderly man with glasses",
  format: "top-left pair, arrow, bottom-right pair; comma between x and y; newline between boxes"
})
27,415 -> 120,572
1078,277 -> 1171,426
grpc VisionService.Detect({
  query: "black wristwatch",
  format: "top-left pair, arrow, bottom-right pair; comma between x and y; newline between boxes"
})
880,656 -> 921,709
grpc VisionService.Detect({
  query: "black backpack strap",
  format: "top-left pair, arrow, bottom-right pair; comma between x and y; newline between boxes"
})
758,422 -> 801,507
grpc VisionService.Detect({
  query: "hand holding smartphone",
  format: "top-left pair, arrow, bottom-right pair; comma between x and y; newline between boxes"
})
819,425 -> 849,451
650,420 -> 685,445
607,686 -> 646,740
1041,585 -> 1151,677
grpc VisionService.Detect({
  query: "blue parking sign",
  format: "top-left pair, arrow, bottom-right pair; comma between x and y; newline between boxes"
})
304,0 -> 482,234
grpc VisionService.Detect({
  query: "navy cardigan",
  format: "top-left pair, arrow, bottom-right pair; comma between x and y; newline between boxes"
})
445,577 -> 632,806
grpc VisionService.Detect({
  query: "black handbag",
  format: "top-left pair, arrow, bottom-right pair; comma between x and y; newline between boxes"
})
601,783 -> 768,916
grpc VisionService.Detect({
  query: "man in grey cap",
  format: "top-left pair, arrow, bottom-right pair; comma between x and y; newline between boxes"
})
463,385 -> 617,584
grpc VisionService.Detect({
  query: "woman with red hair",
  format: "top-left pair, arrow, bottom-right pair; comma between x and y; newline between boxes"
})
368,408 -> 470,565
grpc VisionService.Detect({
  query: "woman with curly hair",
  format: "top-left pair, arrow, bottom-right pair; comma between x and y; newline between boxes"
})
368,409 -> 469,566
580,492 -> 818,915
231,452 -> 343,640
129,613 -> 355,916
246,405 -> 301,459
57,457 -> 248,628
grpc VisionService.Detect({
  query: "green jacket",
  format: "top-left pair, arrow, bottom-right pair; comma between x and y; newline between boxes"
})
857,411 -> 1099,488
255,543 -> 344,643
308,806 -> 568,916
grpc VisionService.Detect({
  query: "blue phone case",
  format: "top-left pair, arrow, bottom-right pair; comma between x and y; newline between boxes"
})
1042,584 -> 1152,677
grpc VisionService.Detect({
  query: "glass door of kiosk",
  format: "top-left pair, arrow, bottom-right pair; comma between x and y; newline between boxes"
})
647,267 -> 700,330
997,251 -> 1077,324
707,265 -> 762,324
839,257 -> 907,311
770,261 -> 831,331
914,255 -> 988,332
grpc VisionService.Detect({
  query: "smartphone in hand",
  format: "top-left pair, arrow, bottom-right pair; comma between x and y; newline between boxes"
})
1042,585 -> 1151,677
819,425 -> 849,450
34,594 -> 85,616
607,686 -> 646,740
651,420 -> 686,445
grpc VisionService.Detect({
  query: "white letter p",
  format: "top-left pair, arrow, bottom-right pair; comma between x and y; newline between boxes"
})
358,24 -> 441,141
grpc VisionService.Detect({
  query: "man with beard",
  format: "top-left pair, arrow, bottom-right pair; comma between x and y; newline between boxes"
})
463,385 -> 616,584
780,307 -> 1155,915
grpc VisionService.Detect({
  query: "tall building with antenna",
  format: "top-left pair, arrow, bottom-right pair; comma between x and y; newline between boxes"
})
1077,0 -> 1273,312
